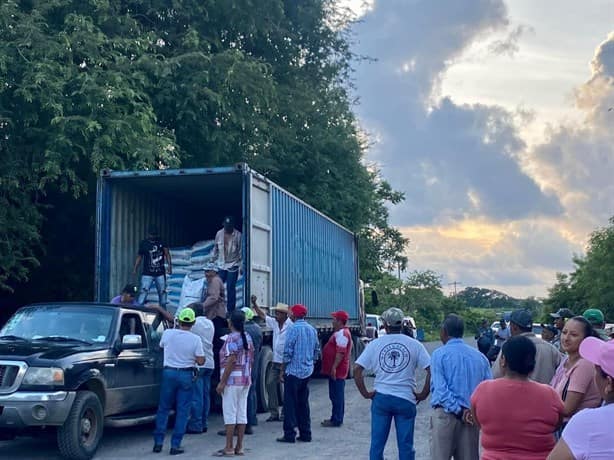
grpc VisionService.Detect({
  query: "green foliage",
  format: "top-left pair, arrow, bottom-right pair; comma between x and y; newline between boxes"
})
1,0 -> 407,296
545,216 -> 614,321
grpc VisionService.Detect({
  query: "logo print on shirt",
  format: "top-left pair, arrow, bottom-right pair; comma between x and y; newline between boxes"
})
378,343 -> 411,373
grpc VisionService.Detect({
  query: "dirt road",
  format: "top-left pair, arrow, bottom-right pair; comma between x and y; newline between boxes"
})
0,338 -> 463,459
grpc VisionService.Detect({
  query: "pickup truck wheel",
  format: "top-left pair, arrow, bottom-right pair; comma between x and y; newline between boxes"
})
256,346 -> 273,413
57,391 -> 103,460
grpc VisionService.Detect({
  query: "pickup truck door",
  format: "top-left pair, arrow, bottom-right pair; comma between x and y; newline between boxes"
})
108,313 -> 159,413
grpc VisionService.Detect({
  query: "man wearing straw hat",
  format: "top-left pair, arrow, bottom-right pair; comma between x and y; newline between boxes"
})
251,295 -> 293,422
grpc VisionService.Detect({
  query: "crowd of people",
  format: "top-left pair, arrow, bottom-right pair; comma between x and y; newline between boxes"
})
355,306 -> 613,460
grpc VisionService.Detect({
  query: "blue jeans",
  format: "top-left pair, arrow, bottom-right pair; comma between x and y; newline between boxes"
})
153,369 -> 194,448
328,377 -> 345,425
370,392 -> 416,460
218,269 -> 238,312
283,374 -> 311,440
138,274 -> 167,307
187,368 -> 213,432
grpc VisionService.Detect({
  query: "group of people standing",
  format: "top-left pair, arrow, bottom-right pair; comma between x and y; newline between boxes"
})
149,296 -> 354,457
355,306 -> 613,460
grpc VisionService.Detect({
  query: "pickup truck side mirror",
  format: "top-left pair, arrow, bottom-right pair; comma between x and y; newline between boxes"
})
119,334 -> 143,350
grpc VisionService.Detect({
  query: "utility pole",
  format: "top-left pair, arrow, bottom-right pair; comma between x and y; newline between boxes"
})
448,281 -> 462,296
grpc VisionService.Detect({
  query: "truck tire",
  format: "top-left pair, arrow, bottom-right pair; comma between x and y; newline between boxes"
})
256,346 -> 273,413
57,391 -> 104,460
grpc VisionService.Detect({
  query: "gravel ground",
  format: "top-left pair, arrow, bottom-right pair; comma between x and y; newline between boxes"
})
0,338 -> 463,460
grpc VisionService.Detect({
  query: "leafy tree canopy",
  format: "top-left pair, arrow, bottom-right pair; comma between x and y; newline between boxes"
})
0,0 -> 407,297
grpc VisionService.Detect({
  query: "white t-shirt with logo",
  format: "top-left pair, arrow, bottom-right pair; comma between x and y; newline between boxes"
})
190,317 -> 215,369
160,328 -> 204,368
356,333 -> 431,403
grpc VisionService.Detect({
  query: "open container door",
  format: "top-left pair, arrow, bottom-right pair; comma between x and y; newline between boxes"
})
247,170 -> 273,310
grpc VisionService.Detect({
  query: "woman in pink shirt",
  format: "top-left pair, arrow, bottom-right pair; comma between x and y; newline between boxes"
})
549,316 -> 601,429
548,337 -> 614,460
471,335 -> 564,460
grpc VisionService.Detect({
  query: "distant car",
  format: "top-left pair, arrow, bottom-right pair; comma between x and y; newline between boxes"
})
365,314 -> 385,339
490,321 -> 501,334
403,316 -> 417,338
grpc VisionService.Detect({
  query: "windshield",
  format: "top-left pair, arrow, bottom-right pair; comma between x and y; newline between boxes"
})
0,306 -> 115,344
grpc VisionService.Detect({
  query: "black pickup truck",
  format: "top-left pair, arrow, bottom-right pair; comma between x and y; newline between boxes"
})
0,303 -> 168,460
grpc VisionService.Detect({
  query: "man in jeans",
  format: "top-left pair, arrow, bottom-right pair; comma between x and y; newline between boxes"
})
277,304 -> 320,443
185,303 -> 215,434
134,225 -> 172,308
354,307 -> 431,460
153,308 -> 204,455
211,216 -> 242,313
321,310 -> 352,427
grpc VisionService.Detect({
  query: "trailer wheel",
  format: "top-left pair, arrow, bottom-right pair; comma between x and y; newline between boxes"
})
256,346 -> 273,413
57,391 -> 104,460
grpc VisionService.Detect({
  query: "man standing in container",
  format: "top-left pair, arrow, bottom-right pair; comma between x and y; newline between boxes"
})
251,296 -> 293,422
134,225 -> 172,309
354,307 -> 431,460
277,304 -> 320,443
211,216 -> 242,313
321,310 -> 352,427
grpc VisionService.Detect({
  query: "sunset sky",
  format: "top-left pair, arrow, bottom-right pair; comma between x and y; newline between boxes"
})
342,0 -> 614,297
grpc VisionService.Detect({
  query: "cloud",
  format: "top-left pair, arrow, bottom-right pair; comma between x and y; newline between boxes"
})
353,0 -> 562,226
525,32 -> 614,236
488,25 -> 534,57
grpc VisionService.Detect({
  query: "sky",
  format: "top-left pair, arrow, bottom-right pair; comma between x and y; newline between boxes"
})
340,0 -> 614,298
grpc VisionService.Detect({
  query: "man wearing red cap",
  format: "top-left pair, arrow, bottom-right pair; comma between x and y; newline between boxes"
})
277,304 -> 320,443
321,310 -> 352,427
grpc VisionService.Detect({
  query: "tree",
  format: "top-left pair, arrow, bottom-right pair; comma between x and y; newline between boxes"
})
544,216 -> 614,321
0,0 -> 407,300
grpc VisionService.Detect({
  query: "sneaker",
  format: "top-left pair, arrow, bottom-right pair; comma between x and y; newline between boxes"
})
266,415 -> 281,422
153,444 -> 163,453
244,425 -> 253,435
276,436 -> 295,443
321,419 -> 341,427
169,447 -> 184,455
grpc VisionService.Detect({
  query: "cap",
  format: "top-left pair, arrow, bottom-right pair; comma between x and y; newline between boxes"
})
270,302 -> 289,313
178,307 -> 196,323
203,263 -> 219,273
331,310 -> 349,322
583,308 -> 605,326
381,307 -> 404,327
223,216 -> 234,225
550,308 -> 574,319
579,336 -> 614,377
290,304 -> 308,317
122,284 -> 138,296
241,307 -> 255,321
541,324 -> 558,335
510,309 -> 532,329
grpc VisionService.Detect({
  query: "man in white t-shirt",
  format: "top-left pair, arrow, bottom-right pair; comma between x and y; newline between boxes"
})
251,295 -> 293,421
354,307 -> 431,460
185,303 -> 215,434
153,308 -> 205,455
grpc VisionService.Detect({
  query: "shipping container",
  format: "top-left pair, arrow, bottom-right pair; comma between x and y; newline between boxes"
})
95,164 -> 365,409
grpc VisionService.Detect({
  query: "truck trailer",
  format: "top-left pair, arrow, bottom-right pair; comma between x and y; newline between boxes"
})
95,163 -> 365,410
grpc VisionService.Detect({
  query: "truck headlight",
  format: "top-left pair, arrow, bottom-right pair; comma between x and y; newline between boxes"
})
22,367 -> 65,385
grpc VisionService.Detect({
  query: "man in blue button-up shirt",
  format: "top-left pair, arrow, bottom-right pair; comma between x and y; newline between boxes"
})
277,304 -> 320,444
430,314 -> 492,460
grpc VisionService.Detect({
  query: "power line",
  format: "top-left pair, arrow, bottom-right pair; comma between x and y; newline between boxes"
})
448,281 -> 462,296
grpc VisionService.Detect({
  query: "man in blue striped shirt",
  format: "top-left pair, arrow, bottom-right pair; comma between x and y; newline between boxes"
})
277,304 -> 320,443
430,314 -> 492,460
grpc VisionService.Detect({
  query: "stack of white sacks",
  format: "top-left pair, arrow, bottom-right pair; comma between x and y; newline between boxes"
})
144,239 -> 244,315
